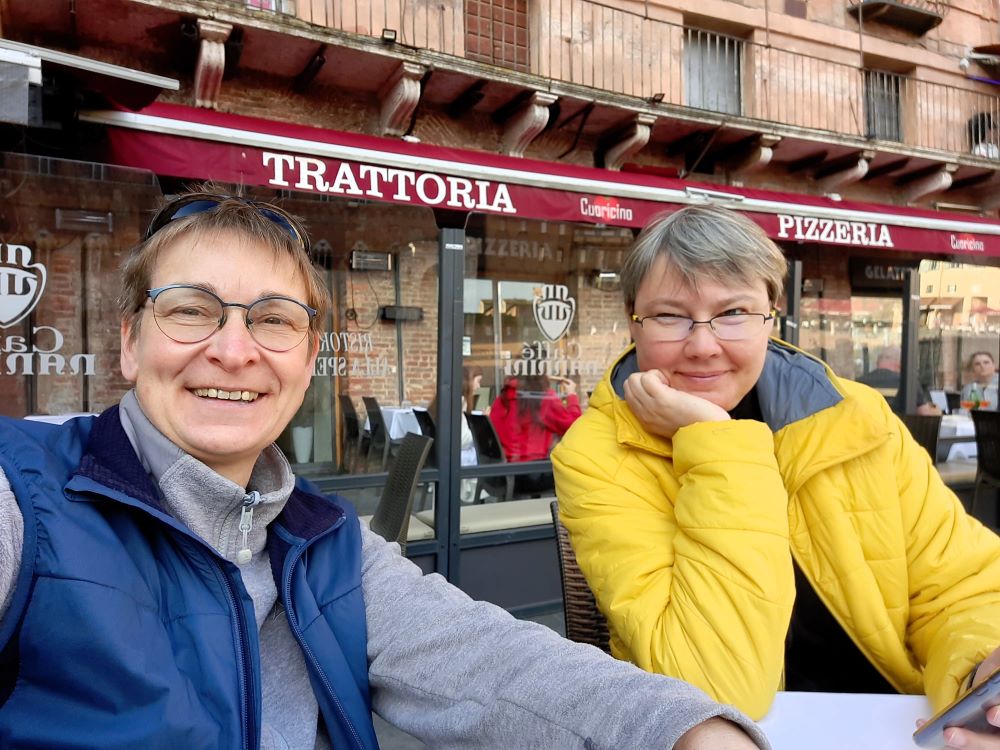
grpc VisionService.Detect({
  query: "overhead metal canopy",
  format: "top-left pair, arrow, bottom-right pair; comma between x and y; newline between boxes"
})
0,38 -> 178,120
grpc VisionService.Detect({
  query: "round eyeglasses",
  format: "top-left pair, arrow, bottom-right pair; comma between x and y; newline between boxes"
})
144,193 -> 311,255
147,285 -> 316,352
630,311 -> 776,342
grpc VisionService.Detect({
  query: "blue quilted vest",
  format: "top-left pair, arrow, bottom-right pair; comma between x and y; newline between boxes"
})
0,408 -> 379,750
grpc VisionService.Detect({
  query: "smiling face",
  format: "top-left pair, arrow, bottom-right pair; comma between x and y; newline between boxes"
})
972,353 -> 997,385
120,230 -> 317,485
630,256 -> 773,411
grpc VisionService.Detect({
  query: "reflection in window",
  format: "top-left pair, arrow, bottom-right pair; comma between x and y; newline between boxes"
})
276,197 -> 440,486
918,259 -> 1000,394
460,217 -> 633,533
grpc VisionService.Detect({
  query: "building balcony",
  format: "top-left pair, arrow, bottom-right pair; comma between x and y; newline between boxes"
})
846,0 -> 945,35
2,0 -> 998,206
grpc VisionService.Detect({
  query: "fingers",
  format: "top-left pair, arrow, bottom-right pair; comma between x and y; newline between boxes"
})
943,707 -> 1000,748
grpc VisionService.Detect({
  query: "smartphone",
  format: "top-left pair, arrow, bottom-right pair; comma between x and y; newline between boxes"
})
913,666 -> 1000,747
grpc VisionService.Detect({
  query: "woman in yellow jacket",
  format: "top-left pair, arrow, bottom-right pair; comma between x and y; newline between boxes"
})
552,205 -> 1000,746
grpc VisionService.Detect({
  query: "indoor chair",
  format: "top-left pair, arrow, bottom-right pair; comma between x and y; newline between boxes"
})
466,412 -> 513,503
900,414 -> 942,462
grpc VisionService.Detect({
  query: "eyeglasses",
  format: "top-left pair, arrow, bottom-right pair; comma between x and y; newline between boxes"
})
630,311 -> 775,342
147,284 -> 316,352
144,193 -> 311,254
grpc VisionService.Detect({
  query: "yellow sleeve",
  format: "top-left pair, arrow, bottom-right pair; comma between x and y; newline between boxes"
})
897,412 -> 1000,711
553,414 -> 794,720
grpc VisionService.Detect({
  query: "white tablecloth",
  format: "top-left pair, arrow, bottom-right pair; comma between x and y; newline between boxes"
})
759,692 -> 930,749
364,406 -> 421,440
941,414 -> 977,461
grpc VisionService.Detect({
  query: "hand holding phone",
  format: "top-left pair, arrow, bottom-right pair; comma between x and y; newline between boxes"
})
913,666 -> 1000,747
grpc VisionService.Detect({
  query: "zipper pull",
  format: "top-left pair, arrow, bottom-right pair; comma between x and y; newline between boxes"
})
236,490 -> 261,565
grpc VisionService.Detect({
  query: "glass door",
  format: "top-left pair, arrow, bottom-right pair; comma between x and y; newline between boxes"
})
850,296 -> 904,385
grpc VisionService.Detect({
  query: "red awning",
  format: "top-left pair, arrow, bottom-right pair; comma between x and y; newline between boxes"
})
84,102 -> 1000,258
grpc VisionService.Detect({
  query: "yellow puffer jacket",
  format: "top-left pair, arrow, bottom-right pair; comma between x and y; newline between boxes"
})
552,340 -> 1000,720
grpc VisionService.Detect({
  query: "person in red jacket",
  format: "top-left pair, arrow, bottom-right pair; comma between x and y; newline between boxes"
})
490,373 -> 582,494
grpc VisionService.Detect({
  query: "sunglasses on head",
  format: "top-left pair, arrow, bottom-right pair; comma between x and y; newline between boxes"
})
143,193 -> 311,254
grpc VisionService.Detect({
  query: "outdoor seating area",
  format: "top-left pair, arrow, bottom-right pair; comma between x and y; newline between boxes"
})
346,390 -> 998,547
898,408 -> 997,526
341,394 -> 561,540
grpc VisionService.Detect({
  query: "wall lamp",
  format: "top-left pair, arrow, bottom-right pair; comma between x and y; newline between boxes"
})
590,269 -> 621,292
646,92 -> 665,103
381,28 -> 397,44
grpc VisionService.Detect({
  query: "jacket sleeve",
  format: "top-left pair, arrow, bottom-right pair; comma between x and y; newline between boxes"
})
895,410 -> 1000,711
552,414 -> 795,720
0,465 -> 24,623
359,526 -> 770,749
541,391 -> 582,436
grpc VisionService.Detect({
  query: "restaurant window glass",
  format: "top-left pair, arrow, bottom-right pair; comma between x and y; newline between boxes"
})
277,193 -> 441,540
792,252 -> 905,392
461,215 -> 632,535
0,152 -> 162,420
0,160 -> 443,546
918,259 -> 1000,411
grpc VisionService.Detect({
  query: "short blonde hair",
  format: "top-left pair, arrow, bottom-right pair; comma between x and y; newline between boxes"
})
118,191 -> 330,342
620,205 -> 788,313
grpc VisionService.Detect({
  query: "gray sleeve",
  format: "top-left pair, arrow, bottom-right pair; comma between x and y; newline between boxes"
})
360,527 -> 769,750
0,464 -> 24,622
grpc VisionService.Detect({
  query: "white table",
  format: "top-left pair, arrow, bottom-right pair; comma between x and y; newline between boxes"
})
940,414 -> 977,462
759,692 -> 930,749
364,406 -> 421,440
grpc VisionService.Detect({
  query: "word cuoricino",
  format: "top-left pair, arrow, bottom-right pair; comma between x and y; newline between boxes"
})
578,197 -> 634,222
264,152 -> 516,214
951,234 -> 985,252
777,214 -> 894,248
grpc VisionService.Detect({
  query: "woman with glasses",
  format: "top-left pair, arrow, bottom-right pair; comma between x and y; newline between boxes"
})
553,206 -> 1000,744
0,191 -> 767,749
961,351 -> 998,411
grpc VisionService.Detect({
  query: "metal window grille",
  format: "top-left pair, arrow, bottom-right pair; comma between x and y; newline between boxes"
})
683,28 -> 743,116
864,69 -> 902,141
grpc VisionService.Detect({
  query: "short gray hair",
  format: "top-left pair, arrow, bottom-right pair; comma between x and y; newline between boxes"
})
620,205 -> 788,313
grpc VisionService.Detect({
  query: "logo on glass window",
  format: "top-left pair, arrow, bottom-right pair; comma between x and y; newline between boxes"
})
0,244 -> 47,329
533,284 -> 575,342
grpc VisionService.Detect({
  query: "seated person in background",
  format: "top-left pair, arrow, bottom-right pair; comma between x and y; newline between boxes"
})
490,373 -> 582,495
856,346 -> 940,416
430,365 -> 482,502
552,205 -> 1000,746
462,364 -> 485,414
0,191 -> 766,750
429,364 -> 482,461
961,351 -> 998,411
